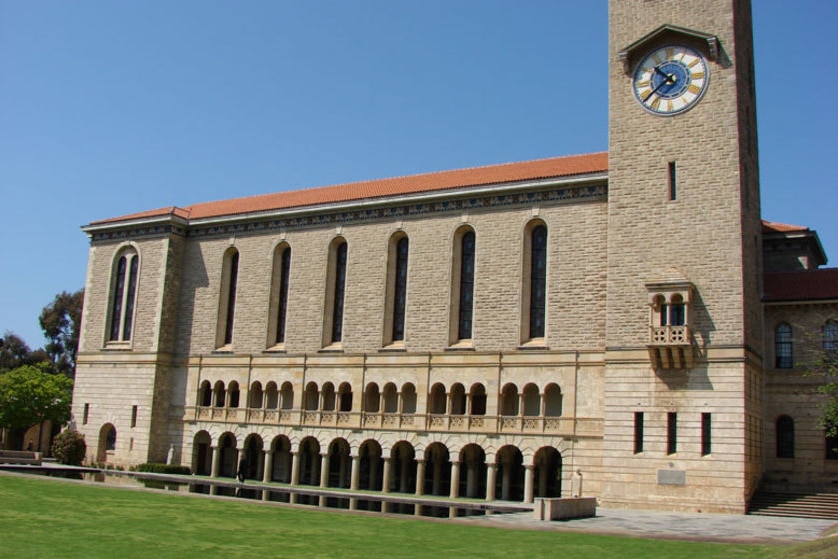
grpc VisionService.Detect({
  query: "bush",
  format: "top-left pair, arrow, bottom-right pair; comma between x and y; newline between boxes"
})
51,430 -> 86,465
136,463 -> 191,475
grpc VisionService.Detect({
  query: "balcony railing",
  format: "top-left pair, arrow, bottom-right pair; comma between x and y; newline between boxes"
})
185,406 -> 600,437
648,325 -> 694,369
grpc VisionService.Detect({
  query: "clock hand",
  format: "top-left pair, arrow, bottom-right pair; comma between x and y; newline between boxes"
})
643,66 -> 676,102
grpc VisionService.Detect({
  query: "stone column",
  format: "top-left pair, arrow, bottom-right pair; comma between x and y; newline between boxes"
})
415,459 -> 426,496
382,457 -> 392,493
485,463 -> 497,501
350,455 -> 360,490
523,465 -> 535,503
263,450 -> 274,483
290,451 -> 300,485
210,446 -> 221,478
449,461 -> 460,498
320,453 -> 330,487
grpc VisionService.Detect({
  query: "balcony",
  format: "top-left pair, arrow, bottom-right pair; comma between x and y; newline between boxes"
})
186,406 -> 601,437
648,325 -> 694,370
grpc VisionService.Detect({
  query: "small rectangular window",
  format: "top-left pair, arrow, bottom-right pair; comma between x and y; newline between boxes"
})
131,405 -> 138,428
701,413 -> 712,456
634,412 -> 644,454
668,161 -> 677,200
83,403 -> 90,425
667,412 -> 678,455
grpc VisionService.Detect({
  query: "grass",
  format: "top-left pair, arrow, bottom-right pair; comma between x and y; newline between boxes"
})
0,473 -> 831,559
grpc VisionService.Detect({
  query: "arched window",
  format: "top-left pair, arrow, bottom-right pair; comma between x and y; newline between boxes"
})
523,222 -> 547,342
469,383 -> 486,416
108,248 -> 139,342
198,380 -> 212,407
324,238 -> 348,346
775,323 -> 793,369
304,382 -> 319,411
269,244 -> 292,346
338,382 -> 353,412
450,227 -> 476,344
213,381 -> 226,408
401,383 -> 417,414
364,383 -> 380,413
385,234 -> 410,345
661,294 -> 686,326
824,320 -> 838,352
265,382 -> 279,409
280,381 -> 294,410
249,382 -> 263,409
321,382 -> 336,411
227,381 -> 240,409
217,248 -> 239,348
383,383 -> 398,413
776,415 -> 794,458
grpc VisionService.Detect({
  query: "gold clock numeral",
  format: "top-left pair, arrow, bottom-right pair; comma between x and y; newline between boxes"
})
650,97 -> 662,111
636,80 -> 650,88
665,47 -> 674,59
687,84 -> 702,95
691,72 -> 705,80
666,100 -> 674,112
688,58 -> 702,68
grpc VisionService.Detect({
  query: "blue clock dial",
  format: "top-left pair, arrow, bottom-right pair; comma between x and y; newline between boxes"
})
633,46 -> 709,115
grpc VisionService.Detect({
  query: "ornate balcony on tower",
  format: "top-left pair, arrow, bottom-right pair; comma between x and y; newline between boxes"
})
645,275 -> 695,370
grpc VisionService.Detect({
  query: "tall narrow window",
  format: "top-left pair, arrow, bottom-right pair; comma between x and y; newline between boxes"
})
388,236 -> 409,343
458,230 -> 476,340
527,224 -> 548,340
108,249 -> 139,342
824,320 -> 838,352
217,249 -> 239,347
701,413 -> 712,456
131,405 -> 138,428
775,323 -> 793,369
668,161 -> 677,200
634,412 -> 644,454
667,412 -> 677,455
83,403 -> 90,425
776,415 -> 794,458
324,238 -> 348,346
270,245 -> 292,346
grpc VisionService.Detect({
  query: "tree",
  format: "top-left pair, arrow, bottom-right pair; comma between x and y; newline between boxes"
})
0,332 -> 50,373
51,430 -> 87,465
39,289 -> 84,377
806,331 -> 838,452
0,365 -> 73,450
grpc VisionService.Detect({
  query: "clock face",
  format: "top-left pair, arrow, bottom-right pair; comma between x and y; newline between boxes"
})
633,45 -> 709,116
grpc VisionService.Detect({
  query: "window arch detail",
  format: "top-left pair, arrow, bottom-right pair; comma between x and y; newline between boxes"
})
323,238 -> 348,348
775,323 -> 793,369
107,247 -> 140,343
520,221 -> 547,345
268,243 -> 292,348
384,233 -> 409,346
449,226 -> 476,346
216,248 -> 240,348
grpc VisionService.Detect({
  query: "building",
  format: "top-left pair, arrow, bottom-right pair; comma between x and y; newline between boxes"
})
72,0 -> 837,514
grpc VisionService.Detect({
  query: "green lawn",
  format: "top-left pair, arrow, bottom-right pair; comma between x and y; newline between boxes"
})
0,473 -> 822,559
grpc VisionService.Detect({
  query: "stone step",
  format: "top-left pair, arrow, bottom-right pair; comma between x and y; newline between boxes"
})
749,492 -> 838,520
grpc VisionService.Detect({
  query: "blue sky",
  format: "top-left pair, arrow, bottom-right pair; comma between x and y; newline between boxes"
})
1,1 -> 836,349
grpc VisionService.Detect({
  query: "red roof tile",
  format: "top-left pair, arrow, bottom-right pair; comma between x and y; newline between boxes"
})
762,220 -> 810,234
764,269 -> 838,302
90,152 -> 608,226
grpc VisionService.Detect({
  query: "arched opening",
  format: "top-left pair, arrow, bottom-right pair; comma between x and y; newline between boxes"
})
198,380 -> 212,407
544,383 -> 562,416
218,433 -> 237,478
242,434 -> 264,480
423,442 -> 452,496
450,383 -> 466,415
401,383 -> 417,414
265,382 -> 279,409
249,382 -> 263,409
358,440 -> 383,491
327,438 -> 351,488
304,382 -> 319,411
364,382 -> 380,413
298,437 -> 321,486
192,430 -> 212,475
96,423 -> 117,463
469,383 -> 486,416
495,445 -> 525,501
269,435 -> 292,483
429,383 -> 446,414
390,441 -> 417,494
280,381 -> 294,410
227,381 -> 240,409
213,381 -> 226,408
533,447 -> 562,498
321,382 -> 336,412
338,382 -> 353,412
458,443 -> 487,499
500,383 -> 519,416
522,383 -> 540,416
383,383 -> 398,413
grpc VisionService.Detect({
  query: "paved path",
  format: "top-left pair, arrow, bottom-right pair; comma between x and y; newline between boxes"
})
455,508 -> 836,543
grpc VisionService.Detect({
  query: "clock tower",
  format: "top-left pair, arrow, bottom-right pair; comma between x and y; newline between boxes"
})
603,1 -> 762,512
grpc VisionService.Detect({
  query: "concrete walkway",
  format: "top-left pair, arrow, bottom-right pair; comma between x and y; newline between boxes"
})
455,507 -> 837,544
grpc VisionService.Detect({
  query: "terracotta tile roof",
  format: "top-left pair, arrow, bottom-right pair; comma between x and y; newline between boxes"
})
762,220 -> 810,234
764,269 -> 838,302
90,152 -> 608,226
